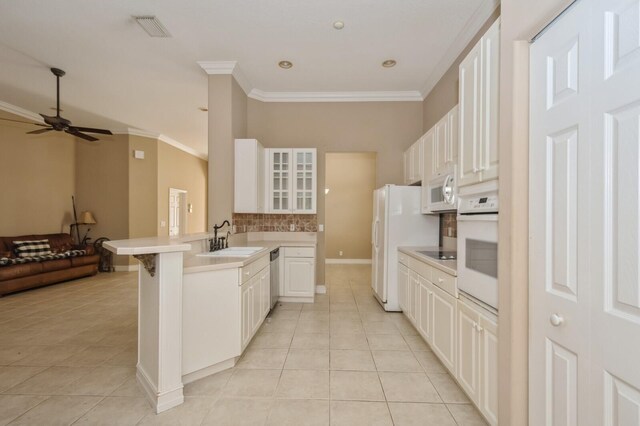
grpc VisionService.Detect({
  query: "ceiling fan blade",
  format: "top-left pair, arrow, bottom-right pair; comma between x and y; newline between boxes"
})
0,117 -> 48,127
72,126 -> 113,135
66,128 -> 98,142
26,128 -> 54,135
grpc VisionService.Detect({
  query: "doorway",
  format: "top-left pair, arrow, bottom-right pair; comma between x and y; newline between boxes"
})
324,152 -> 377,263
169,188 -> 187,236
529,0 -> 640,423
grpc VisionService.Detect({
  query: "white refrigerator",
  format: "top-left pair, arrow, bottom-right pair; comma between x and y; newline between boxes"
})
371,185 -> 439,311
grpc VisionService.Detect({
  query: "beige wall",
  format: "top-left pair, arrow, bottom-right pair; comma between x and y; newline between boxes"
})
247,100 -> 423,285
75,133 -> 130,265
157,142 -> 208,235
498,1 -> 573,424
0,112 -> 76,236
325,152 -> 376,260
208,74 -> 246,227
129,135 -> 158,243
422,7 -> 501,132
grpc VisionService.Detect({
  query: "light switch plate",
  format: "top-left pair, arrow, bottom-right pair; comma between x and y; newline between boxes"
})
289,223 -> 295,231
160,220 -> 166,227
134,150 -> 145,159
319,224 -> 324,232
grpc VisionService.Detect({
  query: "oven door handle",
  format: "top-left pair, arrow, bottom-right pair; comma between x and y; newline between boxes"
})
456,214 -> 498,222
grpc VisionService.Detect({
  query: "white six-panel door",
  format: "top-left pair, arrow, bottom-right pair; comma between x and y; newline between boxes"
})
530,0 -> 640,424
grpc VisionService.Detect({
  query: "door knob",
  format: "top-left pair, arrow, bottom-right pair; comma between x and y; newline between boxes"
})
550,313 -> 564,327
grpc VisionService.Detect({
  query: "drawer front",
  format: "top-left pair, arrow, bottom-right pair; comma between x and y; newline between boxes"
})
408,257 -> 432,282
283,247 -> 315,258
398,251 -> 409,266
240,253 -> 270,283
432,268 -> 457,297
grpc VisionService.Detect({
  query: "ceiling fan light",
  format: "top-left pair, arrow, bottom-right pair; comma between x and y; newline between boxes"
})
133,16 -> 172,38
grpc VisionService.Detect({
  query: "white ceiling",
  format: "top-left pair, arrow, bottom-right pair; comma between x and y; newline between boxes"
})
0,0 -> 498,157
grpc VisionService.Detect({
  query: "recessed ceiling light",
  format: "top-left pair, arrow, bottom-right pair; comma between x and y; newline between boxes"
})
278,60 -> 293,69
382,59 -> 397,68
333,21 -> 344,30
198,107 -> 208,112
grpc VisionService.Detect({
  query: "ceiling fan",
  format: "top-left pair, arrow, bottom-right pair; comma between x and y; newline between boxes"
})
0,68 -> 113,141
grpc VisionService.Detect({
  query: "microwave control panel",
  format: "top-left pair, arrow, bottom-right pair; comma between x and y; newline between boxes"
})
460,195 -> 498,212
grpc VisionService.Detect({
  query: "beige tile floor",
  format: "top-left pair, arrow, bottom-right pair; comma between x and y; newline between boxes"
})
0,265 -> 487,425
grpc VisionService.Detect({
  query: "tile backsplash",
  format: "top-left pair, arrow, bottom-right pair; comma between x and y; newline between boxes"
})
440,212 -> 457,239
232,213 -> 318,233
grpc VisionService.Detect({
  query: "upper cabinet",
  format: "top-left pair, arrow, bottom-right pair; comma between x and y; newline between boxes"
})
404,137 -> 424,185
458,18 -> 500,188
268,148 -> 317,214
234,139 -> 265,213
430,105 -> 459,180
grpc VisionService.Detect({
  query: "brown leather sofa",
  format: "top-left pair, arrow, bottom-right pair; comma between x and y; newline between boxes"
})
0,233 -> 99,296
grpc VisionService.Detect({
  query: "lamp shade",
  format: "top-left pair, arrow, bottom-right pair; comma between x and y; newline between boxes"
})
79,211 -> 97,224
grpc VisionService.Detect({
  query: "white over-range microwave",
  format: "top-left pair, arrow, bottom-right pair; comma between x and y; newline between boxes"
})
426,165 -> 457,212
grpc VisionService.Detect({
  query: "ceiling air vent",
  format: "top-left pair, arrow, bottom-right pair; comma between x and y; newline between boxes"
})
133,16 -> 172,38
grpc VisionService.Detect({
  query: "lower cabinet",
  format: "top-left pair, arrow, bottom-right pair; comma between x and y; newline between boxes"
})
457,296 -> 498,426
397,253 -> 497,425
431,284 -> 457,375
282,247 -> 316,301
240,265 -> 271,351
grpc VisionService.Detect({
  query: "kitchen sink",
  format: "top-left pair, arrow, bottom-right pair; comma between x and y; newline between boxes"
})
196,247 -> 264,257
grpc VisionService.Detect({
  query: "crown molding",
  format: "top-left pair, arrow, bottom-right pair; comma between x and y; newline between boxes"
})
0,100 -> 44,123
115,127 -> 207,160
248,89 -> 423,103
419,0 -> 500,98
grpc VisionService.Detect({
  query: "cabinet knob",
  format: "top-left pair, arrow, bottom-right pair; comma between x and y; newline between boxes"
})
549,313 -> 564,327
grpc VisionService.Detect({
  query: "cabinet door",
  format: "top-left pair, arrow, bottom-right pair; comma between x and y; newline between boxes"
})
241,281 -> 252,349
284,257 -> 315,297
398,263 -> 409,313
479,19 -> 500,182
480,314 -> 498,425
447,105 -> 459,165
293,149 -> 316,213
431,285 -> 457,375
251,279 -> 261,335
260,266 -> 270,317
269,149 -> 292,213
417,276 -> 432,343
234,139 -> 264,213
421,130 -> 435,213
407,271 -> 418,324
412,139 -> 423,183
457,299 -> 481,405
404,149 -> 411,185
434,116 -> 448,176
458,41 -> 483,188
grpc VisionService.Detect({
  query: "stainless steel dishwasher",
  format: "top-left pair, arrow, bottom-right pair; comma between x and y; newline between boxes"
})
269,248 -> 279,309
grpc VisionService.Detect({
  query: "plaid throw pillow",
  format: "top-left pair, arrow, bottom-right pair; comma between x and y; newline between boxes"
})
13,239 -> 52,258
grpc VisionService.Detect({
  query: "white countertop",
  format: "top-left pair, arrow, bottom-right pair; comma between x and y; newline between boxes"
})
398,246 -> 457,276
183,239 -> 317,274
103,232 -> 213,255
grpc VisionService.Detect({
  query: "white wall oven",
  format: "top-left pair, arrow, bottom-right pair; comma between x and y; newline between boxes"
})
427,166 -> 457,212
457,181 -> 498,310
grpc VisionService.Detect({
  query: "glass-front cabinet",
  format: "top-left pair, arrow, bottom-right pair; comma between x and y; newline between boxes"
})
267,148 -> 316,214
269,149 -> 291,213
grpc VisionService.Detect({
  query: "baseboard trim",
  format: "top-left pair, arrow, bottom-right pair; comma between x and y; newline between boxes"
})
136,367 -> 184,414
315,285 -> 327,294
326,259 -> 372,265
114,264 -> 139,272
278,296 -> 314,304
182,357 -> 236,385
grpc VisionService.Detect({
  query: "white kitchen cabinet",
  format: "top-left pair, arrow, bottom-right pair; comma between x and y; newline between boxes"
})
240,264 -> 271,351
260,266 -> 270,317
457,297 -> 481,404
407,270 -> 419,324
429,105 -> 459,181
403,137 -> 424,186
431,282 -> 457,375
421,129 -> 435,213
417,275 -> 433,344
234,139 -> 265,213
479,310 -> 498,425
267,148 -> 317,214
282,246 -> 315,302
434,116 -> 448,177
397,262 -> 409,312
458,18 -> 500,187
457,296 -> 498,426
240,278 -> 253,349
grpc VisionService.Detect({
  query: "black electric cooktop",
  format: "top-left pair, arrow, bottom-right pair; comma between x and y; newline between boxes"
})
417,250 -> 457,261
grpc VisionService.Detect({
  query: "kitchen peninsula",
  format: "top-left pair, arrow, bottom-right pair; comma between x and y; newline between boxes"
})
104,232 -> 316,413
